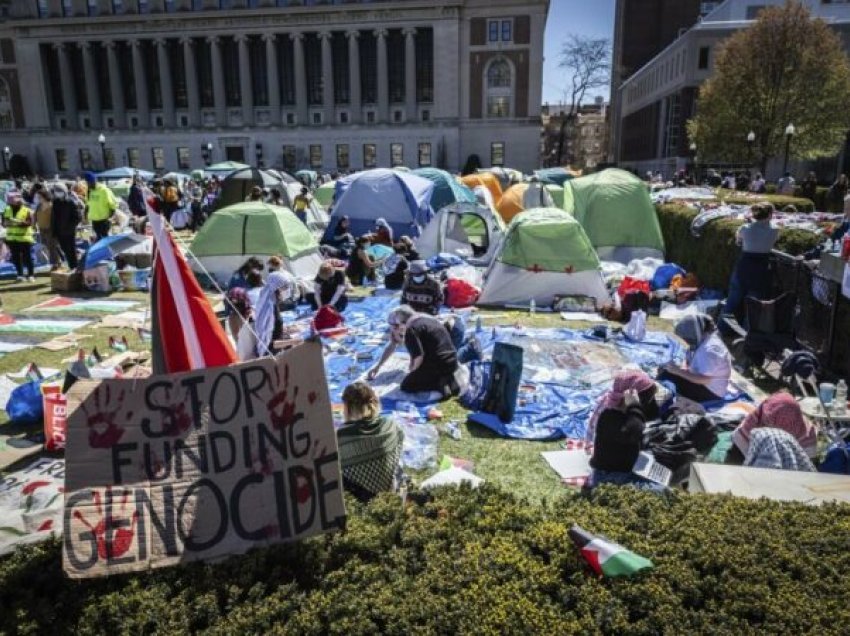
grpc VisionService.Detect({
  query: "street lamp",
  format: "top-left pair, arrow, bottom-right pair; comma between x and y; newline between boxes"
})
747,131 -> 755,169
689,142 -> 698,182
203,142 -> 213,166
97,133 -> 106,170
1,146 -> 9,175
782,123 -> 795,176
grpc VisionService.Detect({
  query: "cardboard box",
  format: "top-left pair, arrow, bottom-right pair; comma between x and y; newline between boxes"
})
50,270 -> 82,292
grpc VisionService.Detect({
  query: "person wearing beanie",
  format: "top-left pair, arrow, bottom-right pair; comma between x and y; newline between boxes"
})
587,371 -> 665,493
84,171 -> 117,241
401,260 -> 443,315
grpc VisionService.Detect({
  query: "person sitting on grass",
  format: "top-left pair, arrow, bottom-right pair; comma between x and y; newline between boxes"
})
586,370 -> 666,494
346,235 -> 377,286
658,314 -> 731,402
743,428 -> 815,472
312,261 -> 349,312
368,305 -> 460,399
726,392 -> 817,464
337,381 -> 404,502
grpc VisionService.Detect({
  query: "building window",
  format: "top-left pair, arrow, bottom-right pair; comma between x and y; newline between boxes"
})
128,147 -> 140,168
180,115 -> 188,127
79,149 -> 93,171
55,148 -> 69,172
415,27 -> 434,103
421,109 -> 430,122
220,0 -> 232,8
130,116 -> 138,128
282,145 -> 296,172
366,111 -> 375,124
488,20 -> 499,42
490,142 -> 505,167
312,112 -> 322,125
177,147 -> 191,170
87,0 -> 98,16
486,58 -> 512,118
487,97 -> 510,118
286,113 -> 295,125
309,144 -> 322,169
336,144 -> 350,170
390,143 -> 403,167
192,0 -> 203,8
165,0 -> 175,12
62,0 -> 73,16
340,111 -> 349,124
37,0 -> 49,18
418,143 -> 431,168
152,147 -> 165,171
387,30 -> 405,103
393,110 -> 403,123
104,148 -> 116,170
138,0 -> 149,13
698,47 -> 710,70
363,143 -> 377,169
501,20 -> 512,42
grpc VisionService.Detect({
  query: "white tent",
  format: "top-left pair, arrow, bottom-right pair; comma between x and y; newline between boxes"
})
278,182 -> 330,234
478,208 -> 609,308
416,202 -> 506,267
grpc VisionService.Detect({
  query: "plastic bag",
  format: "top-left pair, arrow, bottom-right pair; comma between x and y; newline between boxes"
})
617,276 -> 651,300
6,380 -> 44,425
625,257 -> 664,281
445,278 -> 480,308
623,309 -> 647,342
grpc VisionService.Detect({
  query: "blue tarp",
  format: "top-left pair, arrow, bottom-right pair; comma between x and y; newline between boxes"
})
324,169 -> 435,241
83,233 -> 147,269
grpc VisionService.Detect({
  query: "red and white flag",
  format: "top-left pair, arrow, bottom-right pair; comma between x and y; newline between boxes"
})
148,203 -> 236,374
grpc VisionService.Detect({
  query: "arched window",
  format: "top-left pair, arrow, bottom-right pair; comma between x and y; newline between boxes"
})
485,58 -> 512,118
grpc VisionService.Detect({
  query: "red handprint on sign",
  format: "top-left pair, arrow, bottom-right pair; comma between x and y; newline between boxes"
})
81,386 -> 128,449
72,489 -> 139,560
267,365 -> 305,430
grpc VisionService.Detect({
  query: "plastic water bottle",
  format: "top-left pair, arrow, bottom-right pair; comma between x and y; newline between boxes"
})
836,380 -> 848,414
476,314 -> 483,333
529,298 -> 536,315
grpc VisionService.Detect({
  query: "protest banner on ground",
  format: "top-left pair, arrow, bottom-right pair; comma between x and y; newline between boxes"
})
0,457 -> 65,556
62,341 -> 345,578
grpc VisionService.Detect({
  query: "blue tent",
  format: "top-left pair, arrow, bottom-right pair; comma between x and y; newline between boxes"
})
412,168 -> 476,212
324,169 -> 434,241
83,233 -> 148,269
97,166 -> 155,180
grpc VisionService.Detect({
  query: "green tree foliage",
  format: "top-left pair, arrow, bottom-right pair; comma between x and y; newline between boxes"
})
688,1 -> 850,173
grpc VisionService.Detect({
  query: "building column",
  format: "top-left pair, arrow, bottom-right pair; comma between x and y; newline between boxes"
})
208,36 -> 227,126
375,28 -> 388,123
236,35 -> 254,126
105,42 -> 126,128
347,30 -> 361,124
291,32 -> 307,124
129,39 -> 150,127
54,43 -> 78,129
319,31 -> 334,124
264,33 -> 281,125
80,42 -> 102,129
182,36 -> 201,127
403,27 -> 417,121
156,38 -> 175,127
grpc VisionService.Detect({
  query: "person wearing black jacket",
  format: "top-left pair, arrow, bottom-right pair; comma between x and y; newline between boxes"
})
50,183 -> 82,269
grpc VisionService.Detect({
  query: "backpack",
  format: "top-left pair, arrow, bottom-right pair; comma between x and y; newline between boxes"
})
481,342 -> 524,423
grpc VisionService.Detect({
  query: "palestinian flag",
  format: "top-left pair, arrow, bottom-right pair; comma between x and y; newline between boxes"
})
569,525 -> 653,577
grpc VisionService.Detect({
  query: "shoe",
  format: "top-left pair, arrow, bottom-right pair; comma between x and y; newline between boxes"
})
26,276 -> 35,282
15,276 -> 23,282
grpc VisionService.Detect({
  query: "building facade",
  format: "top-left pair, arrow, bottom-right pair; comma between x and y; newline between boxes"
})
611,0 -> 850,177
0,0 -> 548,175
540,99 -> 608,170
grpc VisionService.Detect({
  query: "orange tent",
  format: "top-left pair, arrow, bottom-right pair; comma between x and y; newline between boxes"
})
460,173 -> 503,205
495,182 -> 554,223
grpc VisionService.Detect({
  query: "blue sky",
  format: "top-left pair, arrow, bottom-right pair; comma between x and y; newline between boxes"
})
542,0 -> 615,105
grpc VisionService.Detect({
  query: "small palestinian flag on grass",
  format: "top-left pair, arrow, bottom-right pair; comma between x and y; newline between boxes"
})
569,525 -> 653,577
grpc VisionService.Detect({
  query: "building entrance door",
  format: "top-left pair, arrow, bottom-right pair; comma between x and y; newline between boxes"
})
225,146 -> 245,162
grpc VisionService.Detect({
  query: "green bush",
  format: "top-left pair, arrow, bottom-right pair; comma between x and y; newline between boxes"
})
714,189 -> 815,212
2,486 -> 850,634
656,203 -> 821,289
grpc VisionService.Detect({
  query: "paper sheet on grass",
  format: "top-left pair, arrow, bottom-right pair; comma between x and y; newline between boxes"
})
0,457 -> 65,556
560,311 -> 606,323
659,300 -> 721,321
541,450 -> 592,480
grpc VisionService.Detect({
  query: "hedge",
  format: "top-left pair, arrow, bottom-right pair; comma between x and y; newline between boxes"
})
656,203 -> 822,290
713,189 -> 815,212
2,486 -> 850,634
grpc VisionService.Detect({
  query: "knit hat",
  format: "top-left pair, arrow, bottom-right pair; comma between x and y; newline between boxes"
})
733,392 -> 817,457
83,171 -> 97,184
409,260 -> 429,276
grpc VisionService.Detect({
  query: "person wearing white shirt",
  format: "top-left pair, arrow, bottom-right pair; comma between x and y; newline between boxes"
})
658,314 -> 732,401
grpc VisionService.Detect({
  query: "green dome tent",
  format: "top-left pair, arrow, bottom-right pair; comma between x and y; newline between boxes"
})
315,180 -> 336,208
478,208 -> 608,307
562,168 -> 664,263
188,202 -> 322,286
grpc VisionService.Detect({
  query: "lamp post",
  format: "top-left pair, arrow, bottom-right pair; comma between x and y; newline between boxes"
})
203,142 -> 213,167
690,142 -> 698,182
97,133 -> 106,170
747,131 -> 755,170
782,123 -> 795,176
1,146 -> 9,175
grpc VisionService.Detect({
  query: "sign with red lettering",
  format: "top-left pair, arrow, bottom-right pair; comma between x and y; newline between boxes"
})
62,341 -> 345,578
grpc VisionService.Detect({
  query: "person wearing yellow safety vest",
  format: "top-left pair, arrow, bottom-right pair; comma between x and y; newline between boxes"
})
83,171 -> 117,241
2,191 -> 35,281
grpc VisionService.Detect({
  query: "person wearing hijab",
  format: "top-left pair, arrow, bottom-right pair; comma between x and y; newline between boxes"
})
659,314 -> 732,402
321,215 -> 355,259
727,393 -> 817,464
373,218 -> 393,246
346,235 -> 376,286
743,428 -> 815,472
586,370 -> 665,493
251,271 -> 298,358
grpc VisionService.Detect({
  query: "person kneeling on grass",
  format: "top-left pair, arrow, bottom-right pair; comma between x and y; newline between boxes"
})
658,314 -> 731,402
312,261 -> 349,312
585,370 -> 667,494
337,381 -> 404,502
368,305 -> 460,399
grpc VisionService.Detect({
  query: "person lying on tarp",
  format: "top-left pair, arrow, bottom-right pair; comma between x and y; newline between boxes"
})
367,305 -> 460,399
336,381 -> 405,502
658,314 -> 732,403
585,370 -> 667,494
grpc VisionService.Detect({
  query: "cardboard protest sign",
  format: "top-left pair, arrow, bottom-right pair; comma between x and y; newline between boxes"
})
62,341 -> 345,578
